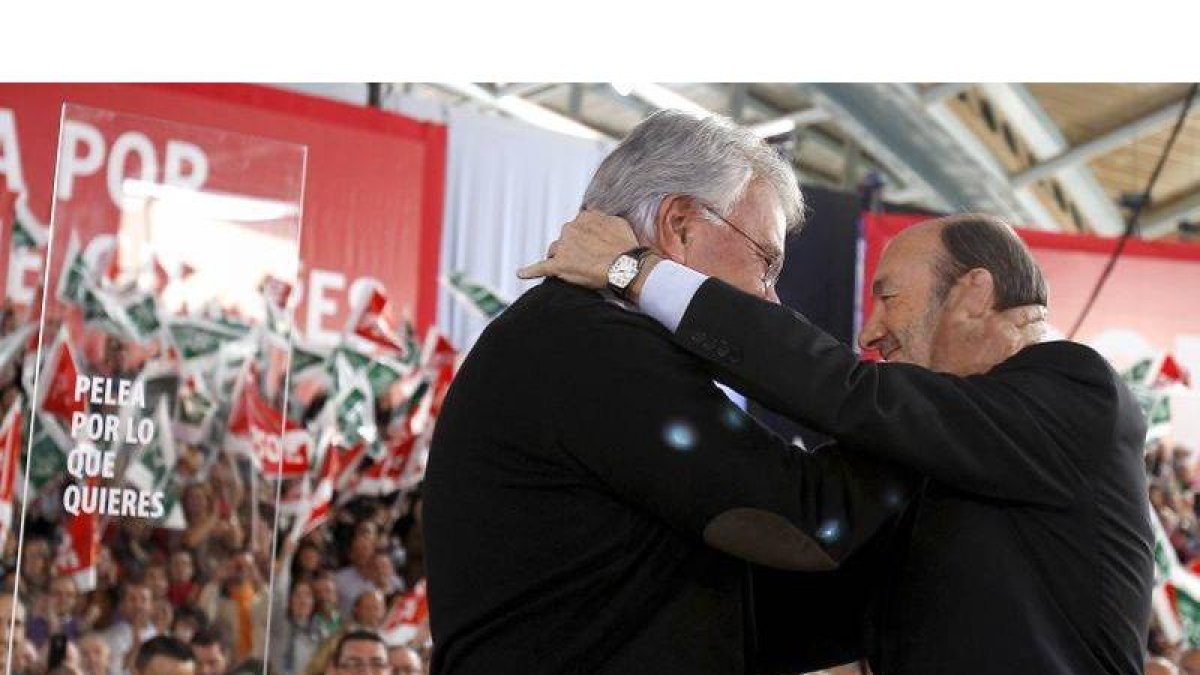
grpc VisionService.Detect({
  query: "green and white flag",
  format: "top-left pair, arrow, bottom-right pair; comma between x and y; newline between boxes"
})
175,373 -> 217,446
326,342 -> 411,399
11,216 -> 48,251
22,414 -> 71,495
317,355 -> 378,448
0,324 -> 35,374
167,317 -> 250,367
125,399 -> 185,529
442,271 -> 509,319
55,230 -> 90,306
124,293 -> 163,342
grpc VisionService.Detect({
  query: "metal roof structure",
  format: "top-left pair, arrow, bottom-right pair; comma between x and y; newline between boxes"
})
391,82 -> 1200,241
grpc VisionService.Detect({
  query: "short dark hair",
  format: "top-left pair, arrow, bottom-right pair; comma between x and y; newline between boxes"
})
932,214 -> 1048,310
135,636 -> 194,671
331,630 -> 387,666
190,627 -> 226,653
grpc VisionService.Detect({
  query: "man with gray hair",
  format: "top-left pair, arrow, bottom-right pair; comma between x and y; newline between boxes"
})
423,111 -> 915,674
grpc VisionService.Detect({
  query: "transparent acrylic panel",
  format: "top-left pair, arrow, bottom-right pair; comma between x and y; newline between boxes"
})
5,103 -> 306,675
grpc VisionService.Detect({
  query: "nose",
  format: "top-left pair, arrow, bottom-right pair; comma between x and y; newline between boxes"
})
858,309 -> 885,352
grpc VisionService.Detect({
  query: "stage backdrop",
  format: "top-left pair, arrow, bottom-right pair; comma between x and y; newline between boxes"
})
861,212 -> 1200,379
0,84 -> 446,342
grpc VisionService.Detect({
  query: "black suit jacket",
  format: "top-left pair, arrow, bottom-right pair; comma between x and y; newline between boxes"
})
675,278 -> 1155,675
423,280 -> 913,674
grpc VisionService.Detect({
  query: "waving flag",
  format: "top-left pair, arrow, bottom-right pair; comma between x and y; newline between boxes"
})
289,444 -> 339,543
0,402 -> 21,551
381,579 -> 428,646
228,365 -> 311,478
345,283 -> 418,362
55,477 -> 100,591
36,326 -> 87,424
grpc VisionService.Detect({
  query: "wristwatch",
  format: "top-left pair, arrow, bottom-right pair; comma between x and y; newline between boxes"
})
606,246 -> 652,300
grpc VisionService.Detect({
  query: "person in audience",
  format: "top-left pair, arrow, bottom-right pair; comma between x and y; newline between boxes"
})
102,581 -> 158,675
324,630 -> 388,675
79,632 -> 113,675
334,530 -> 377,618
132,636 -> 195,675
388,645 -> 423,675
311,572 -> 343,638
27,576 -> 83,648
349,590 -> 386,632
190,629 -> 229,675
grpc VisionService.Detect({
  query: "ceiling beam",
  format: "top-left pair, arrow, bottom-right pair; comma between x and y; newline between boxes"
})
922,83 -> 972,106
1012,97 -> 1198,189
747,108 -> 831,138
434,83 -> 611,141
809,83 -> 1050,218
494,83 -> 556,98
617,83 -> 714,117
979,83 -> 1125,236
923,99 -> 1061,231
1140,188 -> 1200,238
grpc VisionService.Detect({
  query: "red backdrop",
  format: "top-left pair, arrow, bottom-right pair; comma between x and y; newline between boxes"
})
0,84 -> 446,340
861,213 -> 1200,369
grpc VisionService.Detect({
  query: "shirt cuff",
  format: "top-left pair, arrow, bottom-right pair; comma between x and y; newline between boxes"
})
639,259 -> 708,333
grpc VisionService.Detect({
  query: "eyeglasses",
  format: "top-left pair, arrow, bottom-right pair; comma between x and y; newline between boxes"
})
694,201 -> 783,293
336,659 -> 391,674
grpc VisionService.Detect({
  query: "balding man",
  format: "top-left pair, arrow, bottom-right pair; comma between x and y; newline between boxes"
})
529,210 -> 1153,674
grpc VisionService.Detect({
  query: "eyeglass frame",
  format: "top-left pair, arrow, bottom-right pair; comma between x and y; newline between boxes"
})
688,197 -> 784,293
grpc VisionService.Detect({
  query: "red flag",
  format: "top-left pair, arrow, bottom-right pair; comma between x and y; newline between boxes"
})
55,477 -> 100,591
104,246 -> 121,283
1157,355 -> 1192,388
37,327 -> 87,423
407,329 -> 459,436
152,257 -> 170,293
422,329 -> 459,420
259,275 -> 294,312
0,402 -> 22,551
228,366 -> 311,478
333,442 -> 368,494
290,446 -> 339,542
381,579 -> 428,646
0,177 -> 15,293
357,434 -> 416,497
345,285 -> 413,359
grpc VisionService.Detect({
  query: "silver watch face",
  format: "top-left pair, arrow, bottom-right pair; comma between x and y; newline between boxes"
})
608,254 -> 639,289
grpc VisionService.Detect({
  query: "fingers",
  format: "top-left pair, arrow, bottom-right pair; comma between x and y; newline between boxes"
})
517,259 -> 556,280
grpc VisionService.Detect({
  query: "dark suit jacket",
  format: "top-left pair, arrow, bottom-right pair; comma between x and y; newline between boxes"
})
675,278 -> 1155,675
423,280 -> 912,674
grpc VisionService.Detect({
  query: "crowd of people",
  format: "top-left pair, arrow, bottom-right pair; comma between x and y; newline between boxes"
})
0,297 -> 436,675
1146,438 -> 1200,675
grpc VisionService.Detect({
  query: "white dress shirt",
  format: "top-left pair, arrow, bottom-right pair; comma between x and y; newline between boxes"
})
639,259 -> 708,332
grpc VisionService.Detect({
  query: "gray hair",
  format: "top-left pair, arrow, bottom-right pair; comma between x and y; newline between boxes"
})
932,214 -> 1048,310
582,110 -> 804,243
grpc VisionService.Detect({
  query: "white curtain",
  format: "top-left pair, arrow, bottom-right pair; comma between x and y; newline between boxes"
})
431,105 -> 615,351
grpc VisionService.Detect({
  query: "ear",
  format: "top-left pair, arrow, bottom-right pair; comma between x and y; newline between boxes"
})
957,268 -> 996,318
654,195 -> 694,263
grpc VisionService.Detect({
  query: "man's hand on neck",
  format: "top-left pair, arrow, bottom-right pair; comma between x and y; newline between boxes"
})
971,304 -> 1048,373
